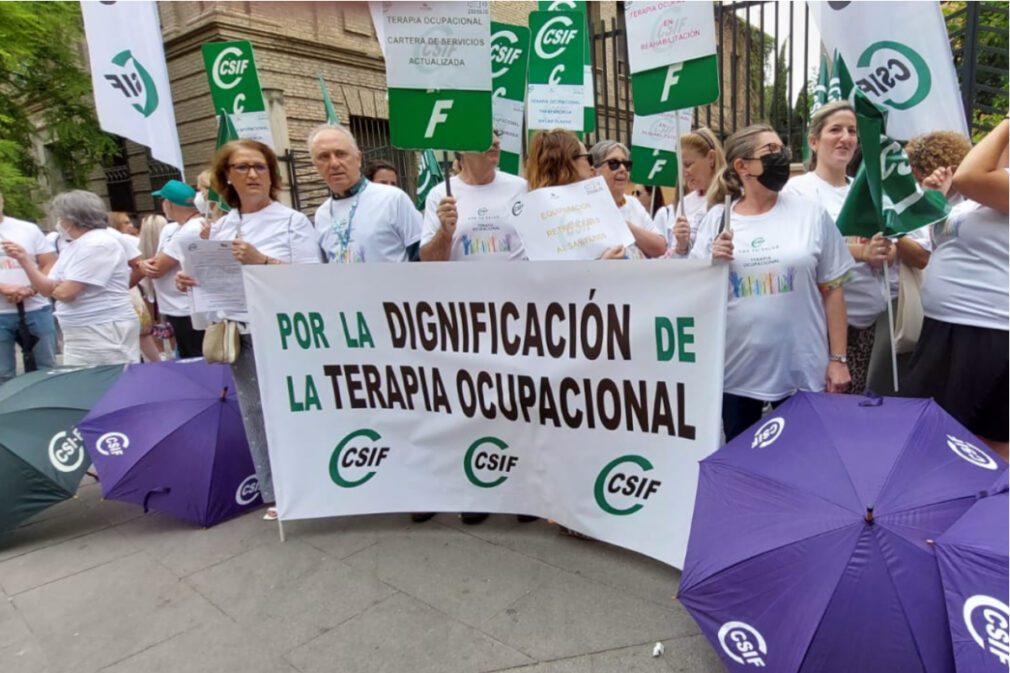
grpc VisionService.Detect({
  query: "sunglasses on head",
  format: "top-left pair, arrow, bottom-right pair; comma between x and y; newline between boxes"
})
596,158 -> 633,171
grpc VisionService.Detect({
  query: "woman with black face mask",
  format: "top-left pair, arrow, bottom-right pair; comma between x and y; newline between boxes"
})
692,125 -> 856,441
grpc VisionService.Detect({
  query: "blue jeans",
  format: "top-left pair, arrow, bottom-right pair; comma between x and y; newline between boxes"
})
0,304 -> 57,385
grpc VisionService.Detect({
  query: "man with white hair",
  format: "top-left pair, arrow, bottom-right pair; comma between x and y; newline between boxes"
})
0,191 -> 58,382
309,124 -> 421,263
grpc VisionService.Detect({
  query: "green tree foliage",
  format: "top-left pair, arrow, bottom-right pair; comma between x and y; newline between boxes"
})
944,1 -> 1009,140
0,2 -> 114,220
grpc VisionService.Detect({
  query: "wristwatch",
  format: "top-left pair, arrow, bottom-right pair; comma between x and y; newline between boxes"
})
829,354 -> 848,364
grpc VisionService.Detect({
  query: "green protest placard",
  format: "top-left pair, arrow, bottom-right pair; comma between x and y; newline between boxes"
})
201,41 -> 275,147
491,22 -> 530,175
381,2 -> 494,151
527,10 -> 585,131
538,1 -> 595,132
624,2 -> 719,115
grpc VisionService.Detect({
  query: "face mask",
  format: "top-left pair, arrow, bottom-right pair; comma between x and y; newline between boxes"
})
194,191 -> 210,216
755,151 -> 791,192
56,222 -> 71,241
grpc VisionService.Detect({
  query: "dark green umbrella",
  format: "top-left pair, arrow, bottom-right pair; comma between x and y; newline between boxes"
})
0,365 -> 125,536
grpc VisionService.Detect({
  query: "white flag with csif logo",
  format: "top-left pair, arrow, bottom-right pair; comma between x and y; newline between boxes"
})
809,0 -> 969,141
81,0 -> 184,172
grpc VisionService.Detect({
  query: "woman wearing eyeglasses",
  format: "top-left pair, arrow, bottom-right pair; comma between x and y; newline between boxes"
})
589,140 -> 667,259
655,127 -> 725,256
692,124 -> 855,442
176,139 -> 322,520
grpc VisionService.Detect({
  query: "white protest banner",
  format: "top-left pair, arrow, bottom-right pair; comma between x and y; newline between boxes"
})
80,0 -> 184,172
510,177 -> 635,261
379,1 -> 494,150
809,0 -> 969,140
244,260 -> 728,568
630,108 -> 693,186
625,1 -> 718,75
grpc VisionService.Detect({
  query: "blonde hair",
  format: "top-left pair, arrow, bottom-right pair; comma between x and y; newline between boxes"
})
708,124 -> 775,209
806,101 -> 855,171
680,127 -> 726,192
138,214 -> 167,259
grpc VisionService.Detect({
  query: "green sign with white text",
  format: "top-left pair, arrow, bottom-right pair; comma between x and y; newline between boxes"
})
631,55 -> 720,115
538,0 -> 595,132
491,22 -> 529,175
201,40 -> 274,146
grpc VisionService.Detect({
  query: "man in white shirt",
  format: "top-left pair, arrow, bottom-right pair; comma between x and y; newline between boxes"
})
0,191 -> 58,383
309,125 -> 421,263
421,131 -> 527,262
419,133 -> 536,526
139,180 -> 206,358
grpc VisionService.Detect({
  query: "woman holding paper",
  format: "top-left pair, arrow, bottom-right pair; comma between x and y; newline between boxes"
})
692,124 -> 854,442
905,119 -> 1009,460
589,140 -> 666,258
656,127 -> 725,255
176,139 -> 322,520
2,190 -> 139,365
524,130 -> 625,260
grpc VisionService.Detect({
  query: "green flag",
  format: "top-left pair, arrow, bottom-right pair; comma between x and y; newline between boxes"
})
803,53 -> 832,164
836,92 -> 948,238
318,74 -> 340,125
415,149 -> 444,211
209,109 -> 239,212
828,50 -> 853,102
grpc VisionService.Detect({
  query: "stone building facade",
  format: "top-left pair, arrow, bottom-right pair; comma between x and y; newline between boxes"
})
89,1 -> 756,217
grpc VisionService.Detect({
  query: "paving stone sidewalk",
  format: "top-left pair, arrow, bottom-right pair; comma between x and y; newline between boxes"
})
0,476 -> 723,673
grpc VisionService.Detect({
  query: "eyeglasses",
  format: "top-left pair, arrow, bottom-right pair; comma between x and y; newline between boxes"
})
596,158 -> 633,171
573,152 -> 592,162
229,163 -> 269,174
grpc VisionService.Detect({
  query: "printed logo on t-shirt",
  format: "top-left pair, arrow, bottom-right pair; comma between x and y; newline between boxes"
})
730,268 -> 797,298
461,233 -> 514,256
96,431 -> 130,457
717,621 -> 768,667
946,434 -> 998,470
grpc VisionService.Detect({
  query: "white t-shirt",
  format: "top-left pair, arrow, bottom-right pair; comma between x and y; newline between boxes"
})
106,229 -> 142,262
49,229 -> 136,328
214,201 -> 322,322
421,172 -> 527,261
153,218 -> 205,317
654,190 -> 708,253
784,171 -> 883,328
0,216 -> 55,314
692,193 -> 855,400
619,196 -> 661,260
315,181 -> 421,263
921,196 -> 1009,331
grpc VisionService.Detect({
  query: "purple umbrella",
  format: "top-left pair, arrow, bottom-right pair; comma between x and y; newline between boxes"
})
678,391 -> 1006,673
935,471 -> 1009,673
79,359 -> 262,527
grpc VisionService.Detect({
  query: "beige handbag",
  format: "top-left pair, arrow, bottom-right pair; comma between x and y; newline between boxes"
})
894,263 -> 925,355
203,320 -> 241,364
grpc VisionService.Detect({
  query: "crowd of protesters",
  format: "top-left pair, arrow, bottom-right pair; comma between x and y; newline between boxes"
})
0,112 -> 1005,525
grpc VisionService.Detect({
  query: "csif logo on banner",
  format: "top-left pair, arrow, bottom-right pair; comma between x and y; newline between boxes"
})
594,455 -> 661,515
463,436 -> 517,488
104,49 -> 159,118
853,41 -> 931,111
535,15 -> 578,84
211,46 -> 251,113
717,621 -> 768,667
963,594 -> 1010,666
329,428 -> 390,488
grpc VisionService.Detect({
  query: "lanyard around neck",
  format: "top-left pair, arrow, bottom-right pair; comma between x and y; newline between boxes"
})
327,180 -> 368,262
